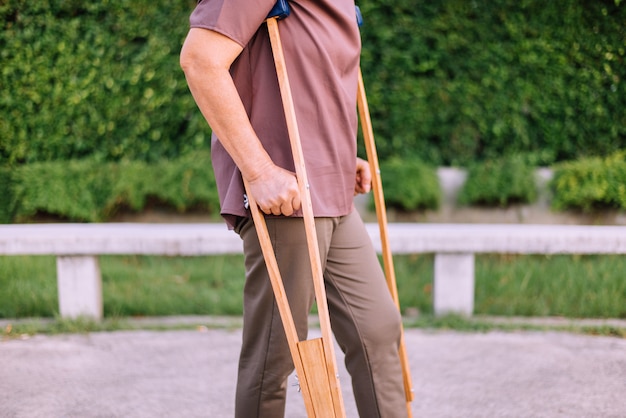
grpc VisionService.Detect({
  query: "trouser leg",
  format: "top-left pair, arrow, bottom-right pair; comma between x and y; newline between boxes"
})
234,216 -> 318,418
234,210 -> 407,418
323,210 -> 407,418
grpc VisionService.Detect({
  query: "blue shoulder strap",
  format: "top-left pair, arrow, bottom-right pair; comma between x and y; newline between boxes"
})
267,0 -> 290,20
355,5 -> 363,27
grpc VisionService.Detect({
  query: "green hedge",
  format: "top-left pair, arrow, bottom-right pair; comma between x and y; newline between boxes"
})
6,151 -> 219,223
0,0 -> 205,165
358,0 -> 625,165
459,156 -> 538,207
1,0 -> 624,168
1,1 -> 625,219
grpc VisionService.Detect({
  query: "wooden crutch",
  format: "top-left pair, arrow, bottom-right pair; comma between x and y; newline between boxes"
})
355,9 -> 415,417
240,2 -> 346,416
357,69 -> 415,417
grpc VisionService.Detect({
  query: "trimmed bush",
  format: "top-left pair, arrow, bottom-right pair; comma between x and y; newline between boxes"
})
0,167 -> 14,223
11,159 -> 116,222
459,156 -> 538,207
550,151 -> 626,212
378,158 -> 441,211
108,153 -> 219,217
8,151 -> 219,223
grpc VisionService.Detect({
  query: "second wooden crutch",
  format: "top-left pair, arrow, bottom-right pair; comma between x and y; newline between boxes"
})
355,7 -> 415,417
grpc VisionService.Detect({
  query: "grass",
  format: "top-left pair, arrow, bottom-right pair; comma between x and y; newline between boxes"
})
1,253 -> 625,321
404,314 -> 626,338
3,314 -> 624,340
100,255 -> 246,317
475,254 -> 626,318
393,253 -> 626,319
1,315 -> 245,339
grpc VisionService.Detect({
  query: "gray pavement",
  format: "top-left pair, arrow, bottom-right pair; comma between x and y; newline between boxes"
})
1,321 -> 626,418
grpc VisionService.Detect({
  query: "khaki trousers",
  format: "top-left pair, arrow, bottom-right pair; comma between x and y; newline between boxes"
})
234,210 -> 407,418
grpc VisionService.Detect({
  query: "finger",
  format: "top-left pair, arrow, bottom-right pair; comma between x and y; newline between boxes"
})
354,177 -> 369,194
360,171 -> 372,193
292,193 -> 301,212
256,199 -> 272,215
281,201 -> 294,216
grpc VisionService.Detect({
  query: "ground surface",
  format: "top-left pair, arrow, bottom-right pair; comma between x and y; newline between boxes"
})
1,320 -> 625,418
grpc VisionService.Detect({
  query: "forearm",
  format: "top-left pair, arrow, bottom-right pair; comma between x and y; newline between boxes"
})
180,29 -> 273,182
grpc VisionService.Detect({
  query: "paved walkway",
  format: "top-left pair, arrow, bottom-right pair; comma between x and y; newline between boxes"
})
1,320 -> 625,417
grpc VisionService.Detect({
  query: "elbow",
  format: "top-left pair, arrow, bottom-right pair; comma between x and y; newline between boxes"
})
180,28 -> 240,76
179,35 -> 206,77
179,44 -> 196,75
180,44 -> 223,80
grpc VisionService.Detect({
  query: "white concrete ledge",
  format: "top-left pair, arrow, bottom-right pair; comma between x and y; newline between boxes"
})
0,223 -> 243,255
3,223 -> 626,256
365,223 -> 626,254
2,222 -> 626,319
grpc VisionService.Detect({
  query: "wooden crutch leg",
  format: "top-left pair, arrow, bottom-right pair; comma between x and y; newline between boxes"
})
265,16 -> 346,417
357,68 -> 415,417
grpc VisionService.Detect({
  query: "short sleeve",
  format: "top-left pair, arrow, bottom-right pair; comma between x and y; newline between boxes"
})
189,0 -> 277,47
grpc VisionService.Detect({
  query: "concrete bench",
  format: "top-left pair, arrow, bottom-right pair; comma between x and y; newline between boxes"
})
2,223 -> 625,319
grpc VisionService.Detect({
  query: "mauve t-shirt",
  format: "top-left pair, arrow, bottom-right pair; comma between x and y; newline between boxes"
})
189,0 -> 361,228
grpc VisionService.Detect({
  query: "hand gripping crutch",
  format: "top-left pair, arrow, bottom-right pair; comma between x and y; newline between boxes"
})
355,7 -> 415,417
241,2 -> 346,417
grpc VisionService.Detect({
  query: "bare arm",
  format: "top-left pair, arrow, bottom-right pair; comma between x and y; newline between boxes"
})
180,28 -> 300,216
